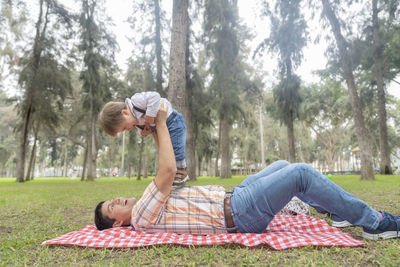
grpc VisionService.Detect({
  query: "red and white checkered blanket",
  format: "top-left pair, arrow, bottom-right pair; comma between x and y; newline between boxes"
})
41,214 -> 364,250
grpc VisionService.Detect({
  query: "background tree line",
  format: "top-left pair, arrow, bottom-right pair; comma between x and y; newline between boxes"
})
0,0 -> 399,183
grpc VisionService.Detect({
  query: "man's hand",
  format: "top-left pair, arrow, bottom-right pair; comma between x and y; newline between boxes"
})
144,115 -> 155,125
155,101 -> 168,125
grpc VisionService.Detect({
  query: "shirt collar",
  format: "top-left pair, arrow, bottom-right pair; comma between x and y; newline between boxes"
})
125,98 -> 134,113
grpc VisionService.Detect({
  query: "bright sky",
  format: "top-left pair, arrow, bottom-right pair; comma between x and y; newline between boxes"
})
12,0 -> 400,99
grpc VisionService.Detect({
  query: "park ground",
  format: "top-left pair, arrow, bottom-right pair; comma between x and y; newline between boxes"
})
0,174 -> 399,266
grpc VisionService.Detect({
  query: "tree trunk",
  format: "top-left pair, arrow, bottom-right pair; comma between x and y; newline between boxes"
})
185,89 -> 197,181
220,113 -> 231,178
154,0 -> 163,95
81,146 -> 88,181
215,122 -> 221,177
127,165 -> 131,179
287,115 -> 296,163
372,0 -> 392,174
322,0 -> 375,180
62,139 -> 68,177
16,0 -> 48,182
326,149 -> 335,172
30,147 -> 37,180
168,0 -> 190,178
16,106 -> 32,183
39,157 -> 45,178
87,95 -> 97,180
207,158 -> 213,176
167,0 -> 188,113
285,57 -> 296,163
197,154 -> 201,177
185,39 -> 197,181
259,104 -> 265,167
26,128 -> 38,181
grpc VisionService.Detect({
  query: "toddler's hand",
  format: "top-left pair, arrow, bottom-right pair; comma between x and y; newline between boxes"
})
141,124 -> 153,136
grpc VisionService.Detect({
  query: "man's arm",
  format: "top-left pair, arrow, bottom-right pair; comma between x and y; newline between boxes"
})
154,101 -> 176,195
151,131 -> 159,148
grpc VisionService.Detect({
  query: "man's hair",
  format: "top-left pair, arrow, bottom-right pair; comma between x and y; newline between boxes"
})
94,201 -> 116,230
98,101 -> 127,137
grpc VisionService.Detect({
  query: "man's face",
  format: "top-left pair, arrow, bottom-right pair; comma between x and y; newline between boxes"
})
101,197 -> 137,227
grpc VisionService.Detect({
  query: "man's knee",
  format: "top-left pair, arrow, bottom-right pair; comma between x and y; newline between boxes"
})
275,160 -> 290,166
290,163 -> 313,173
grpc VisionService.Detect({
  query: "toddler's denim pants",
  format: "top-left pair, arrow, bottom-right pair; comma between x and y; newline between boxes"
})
166,110 -> 186,169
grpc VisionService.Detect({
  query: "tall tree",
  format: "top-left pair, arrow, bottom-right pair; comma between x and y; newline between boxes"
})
121,57 -> 156,179
256,0 -> 307,162
182,1 -> 212,181
168,0 -> 188,116
321,0 -> 375,180
79,0 -> 117,180
127,0 -> 168,177
204,0 -> 242,178
154,0 -> 163,94
370,0 -> 399,174
15,0 -> 73,182
167,0 -> 192,179
301,78 -> 353,171
0,89 -> 18,177
128,0 -> 167,96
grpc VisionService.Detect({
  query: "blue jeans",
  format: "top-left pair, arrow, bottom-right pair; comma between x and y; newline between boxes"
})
230,160 -> 380,233
166,110 -> 186,168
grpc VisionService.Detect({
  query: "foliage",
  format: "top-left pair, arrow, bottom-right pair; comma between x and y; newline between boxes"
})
78,0 -> 117,114
203,0 -> 243,124
0,0 -> 27,84
78,0 -> 118,180
256,0 -> 308,162
300,77 -> 353,170
127,0 -> 168,95
0,0 -> 399,180
0,89 -> 17,175
18,53 -> 73,131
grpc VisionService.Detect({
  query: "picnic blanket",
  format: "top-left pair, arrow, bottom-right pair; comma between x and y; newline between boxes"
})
41,214 -> 364,250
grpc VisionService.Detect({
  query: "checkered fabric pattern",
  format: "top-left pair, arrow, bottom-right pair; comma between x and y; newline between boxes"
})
131,181 -> 226,235
41,214 -> 364,250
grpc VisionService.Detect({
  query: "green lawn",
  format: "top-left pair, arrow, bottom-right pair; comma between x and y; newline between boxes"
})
1,174 -> 399,266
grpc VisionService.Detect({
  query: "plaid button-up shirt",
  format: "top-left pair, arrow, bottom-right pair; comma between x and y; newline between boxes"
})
131,181 -> 227,235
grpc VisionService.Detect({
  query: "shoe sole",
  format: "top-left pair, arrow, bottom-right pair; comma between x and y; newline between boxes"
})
332,220 -> 352,228
362,231 -> 400,240
172,175 -> 189,188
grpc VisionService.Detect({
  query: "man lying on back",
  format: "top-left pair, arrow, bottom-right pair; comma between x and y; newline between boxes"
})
94,101 -> 400,240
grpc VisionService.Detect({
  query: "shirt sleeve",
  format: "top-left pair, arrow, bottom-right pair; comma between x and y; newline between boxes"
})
131,180 -> 169,228
131,91 -> 161,118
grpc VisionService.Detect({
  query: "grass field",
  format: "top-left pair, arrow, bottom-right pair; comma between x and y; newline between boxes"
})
1,174 -> 399,266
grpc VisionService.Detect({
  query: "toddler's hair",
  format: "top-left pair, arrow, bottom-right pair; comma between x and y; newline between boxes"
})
98,101 -> 127,136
